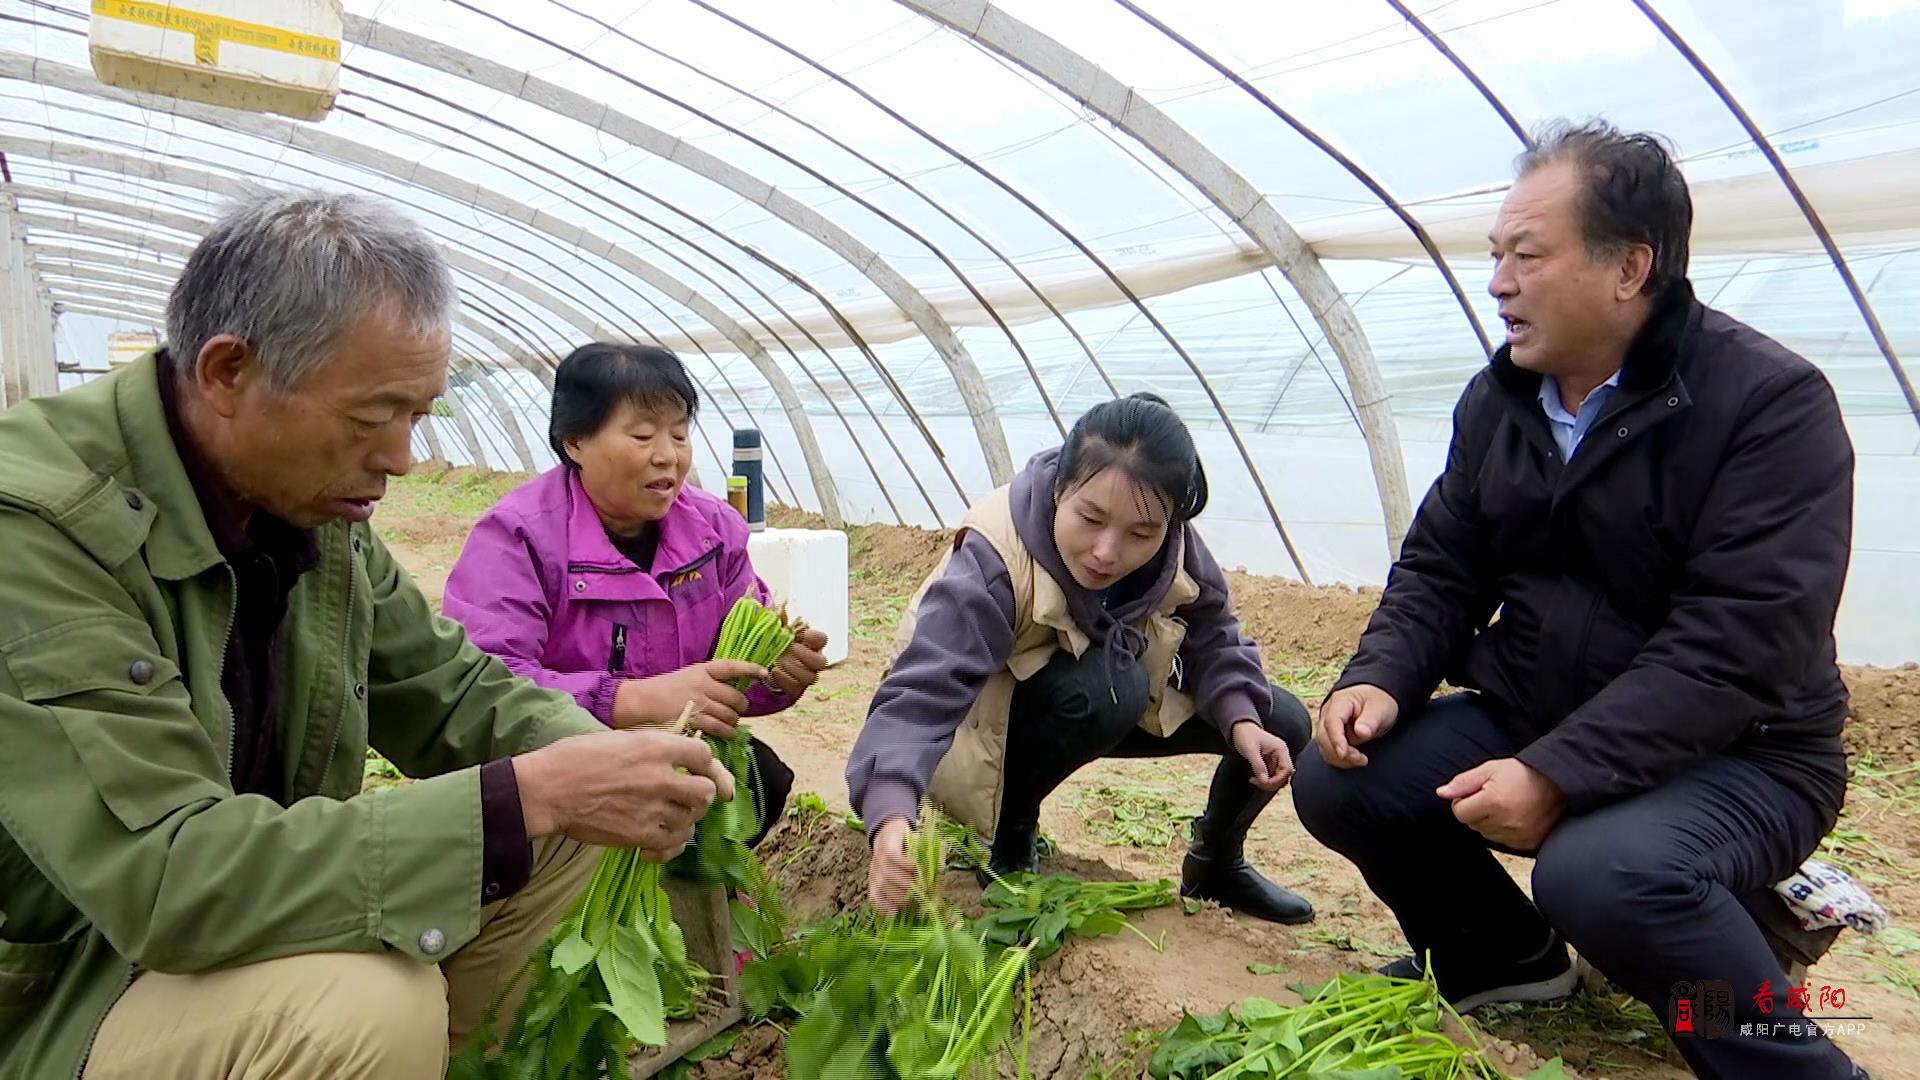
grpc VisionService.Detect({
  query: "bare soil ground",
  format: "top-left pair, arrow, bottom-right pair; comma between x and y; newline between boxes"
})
381,469 -> 1920,1079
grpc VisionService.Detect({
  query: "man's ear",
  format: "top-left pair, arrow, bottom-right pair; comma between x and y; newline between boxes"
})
191,335 -> 259,419
1615,244 -> 1656,301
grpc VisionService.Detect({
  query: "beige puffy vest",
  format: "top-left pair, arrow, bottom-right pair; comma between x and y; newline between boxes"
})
889,485 -> 1201,841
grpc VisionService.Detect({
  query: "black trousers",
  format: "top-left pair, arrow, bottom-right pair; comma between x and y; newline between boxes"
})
998,645 -> 1312,851
1291,693 -> 1858,1079
746,734 -> 794,849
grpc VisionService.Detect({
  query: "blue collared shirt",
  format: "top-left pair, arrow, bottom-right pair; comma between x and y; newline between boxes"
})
1539,370 -> 1622,460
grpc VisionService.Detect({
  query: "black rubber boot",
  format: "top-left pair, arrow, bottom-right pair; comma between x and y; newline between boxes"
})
1178,754 -> 1316,925
982,818 -> 1041,884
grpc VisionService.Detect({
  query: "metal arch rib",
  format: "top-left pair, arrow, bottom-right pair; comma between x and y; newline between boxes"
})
1629,0 -> 1920,430
26,225 -> 560,472
1381,0 -> 1531,148
23,202 -> 697,477
11,207 -> 562,365
48,288 -> 526,471
0,56 -> 847,525
1,55 -> 833,515
899,0 -> 1414,559
30,60 -> 801,502
340,16 -> 1014,486
1108,0 -> 1494,361
7,181 -> 631,344
24,220 -> 541,378
28,246 -> 180,283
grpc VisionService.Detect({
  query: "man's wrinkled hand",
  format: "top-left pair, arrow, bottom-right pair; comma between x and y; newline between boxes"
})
1315,684 -> 1400,768
1438,757 -> 1566,851
514,728 -> 735,862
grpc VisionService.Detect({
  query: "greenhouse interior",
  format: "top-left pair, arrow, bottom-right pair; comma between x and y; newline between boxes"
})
4,2 -> 1920,1079
5,0 -> 1917,661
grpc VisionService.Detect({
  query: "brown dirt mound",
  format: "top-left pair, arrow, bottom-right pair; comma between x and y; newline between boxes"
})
1842,664 -> 1920,764
756,810 -> 874,925
1225,573 -> 1381,672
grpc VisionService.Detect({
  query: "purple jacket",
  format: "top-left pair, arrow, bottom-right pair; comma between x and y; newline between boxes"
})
442,467 -> 790,725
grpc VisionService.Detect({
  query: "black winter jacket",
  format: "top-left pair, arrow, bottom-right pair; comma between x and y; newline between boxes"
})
1334,280 -> 1853,821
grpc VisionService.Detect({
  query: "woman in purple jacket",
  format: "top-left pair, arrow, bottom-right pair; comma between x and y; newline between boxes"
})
443,343 -> 829,845
849,394 -> 1315,924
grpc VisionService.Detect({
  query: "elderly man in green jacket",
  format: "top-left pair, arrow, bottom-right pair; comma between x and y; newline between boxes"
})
0,192 -> 737,1079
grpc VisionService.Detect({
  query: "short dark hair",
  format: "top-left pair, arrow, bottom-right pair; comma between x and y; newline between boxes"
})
1056,392 -> 1209,527
1516,119 -> 1693,294
549,343 -> 699,464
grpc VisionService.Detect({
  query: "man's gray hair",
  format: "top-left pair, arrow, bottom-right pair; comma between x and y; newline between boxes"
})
166,191 -> 455,390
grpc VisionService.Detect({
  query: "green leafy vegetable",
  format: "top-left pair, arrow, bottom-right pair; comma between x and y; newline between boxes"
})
742,803 -> 1036,1079
449,851 -> 708,1078
451,598 -> 801,1077
978,873 -> 1176,961
1146,971 -> 1517,1079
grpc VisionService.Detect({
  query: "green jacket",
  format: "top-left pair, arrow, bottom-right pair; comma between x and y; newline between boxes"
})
0,355 -> 603,1079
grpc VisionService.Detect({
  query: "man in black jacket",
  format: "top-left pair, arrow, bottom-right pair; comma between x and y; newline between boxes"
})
1292,121 -> 1864,1079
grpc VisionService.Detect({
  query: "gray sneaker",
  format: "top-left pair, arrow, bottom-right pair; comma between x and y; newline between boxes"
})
1376,932 -> 1580,1014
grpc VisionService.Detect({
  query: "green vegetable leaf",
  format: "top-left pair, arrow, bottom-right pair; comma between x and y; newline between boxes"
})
541,999 -> 598,1080
551,927 -> 597,975
596,925 -> 667,1047
1247,962 -> 1290,976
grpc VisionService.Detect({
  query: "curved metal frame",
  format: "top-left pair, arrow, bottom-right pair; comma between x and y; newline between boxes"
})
328,87 -> 930,524
0,49 -> 847,518
1629,0 -> 1920,429
1381,0 -> 1531,148
47,287 -> 531,471
902,0 -> 1424,571
19,212 -> 572,472
344,14 -> 1017,485
1109,0 -> 1494,361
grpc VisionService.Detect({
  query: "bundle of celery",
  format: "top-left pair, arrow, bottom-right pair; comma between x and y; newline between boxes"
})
742,807 -> 1036,1079
1148,972 -> 1569,1079
449,599 -> 798,1077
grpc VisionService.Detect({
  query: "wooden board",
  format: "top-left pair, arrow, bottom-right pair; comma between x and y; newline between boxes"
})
629,877 -> 744,1078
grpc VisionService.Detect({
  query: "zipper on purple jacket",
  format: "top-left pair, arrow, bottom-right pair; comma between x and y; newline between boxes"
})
609,624 -> 628,674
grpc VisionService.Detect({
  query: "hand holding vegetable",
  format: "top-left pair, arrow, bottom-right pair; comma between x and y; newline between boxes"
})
514,728 -> 736,860
612,658 -> 768,740
763,624 -> 830,698
1229,720 -> 1294,792
867,815 -> 918,915
1315,683 -> 1400,768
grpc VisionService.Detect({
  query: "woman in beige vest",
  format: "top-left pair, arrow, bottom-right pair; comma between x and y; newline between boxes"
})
846,394 -> 1316,925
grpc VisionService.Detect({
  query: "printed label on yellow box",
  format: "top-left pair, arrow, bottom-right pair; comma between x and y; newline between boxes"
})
92,0 -> 341,66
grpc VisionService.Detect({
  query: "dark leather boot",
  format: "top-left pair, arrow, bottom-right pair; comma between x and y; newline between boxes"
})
1178,755 -> 1316,925
1181,836 -> 1317,925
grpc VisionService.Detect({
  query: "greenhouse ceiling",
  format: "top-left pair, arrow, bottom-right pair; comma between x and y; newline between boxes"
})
3,0 -> 1918,662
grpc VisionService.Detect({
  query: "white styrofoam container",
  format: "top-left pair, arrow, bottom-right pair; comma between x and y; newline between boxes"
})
89,0 -> 343,121
746,528 -> 850,668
